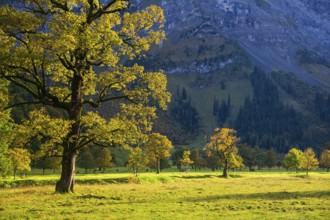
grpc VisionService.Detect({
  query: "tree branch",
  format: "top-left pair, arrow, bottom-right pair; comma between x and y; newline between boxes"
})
4,101 -> 41,110
86,0 -> 130,24
83,95 -> 136,108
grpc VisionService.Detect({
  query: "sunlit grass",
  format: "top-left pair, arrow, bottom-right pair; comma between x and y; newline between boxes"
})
1,171 -> 329,219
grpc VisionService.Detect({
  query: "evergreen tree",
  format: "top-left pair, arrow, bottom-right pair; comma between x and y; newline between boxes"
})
171,90 -> 199,134
181,87 -> 187,100
234,68 -> 304,152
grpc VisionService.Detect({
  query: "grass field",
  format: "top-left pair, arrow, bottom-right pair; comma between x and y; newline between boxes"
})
0,171 -> 329,219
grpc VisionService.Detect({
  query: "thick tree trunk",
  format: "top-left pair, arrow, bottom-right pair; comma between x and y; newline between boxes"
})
56,150 -> 77,193
223,162 -> 229,178
156,158 -> 160,174
55,73 -> 83,193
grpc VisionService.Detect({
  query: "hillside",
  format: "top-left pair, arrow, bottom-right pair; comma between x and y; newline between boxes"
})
142,0 -> 330,150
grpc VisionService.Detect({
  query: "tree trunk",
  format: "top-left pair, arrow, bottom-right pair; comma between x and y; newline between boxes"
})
14,169 -> 16,180
55,73 -> 83,193
56,150 -> 77,193
223,161 -> 229,178
156,158 -> 160,174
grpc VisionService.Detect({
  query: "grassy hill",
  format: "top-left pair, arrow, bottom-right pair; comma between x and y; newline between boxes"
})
166,73 -> 253,147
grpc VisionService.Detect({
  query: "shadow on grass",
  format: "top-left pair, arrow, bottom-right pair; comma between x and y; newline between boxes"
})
0,177 -> 129,188
172,174 -> 243,180
172,175 -> 216,179
185,190 -> 330,202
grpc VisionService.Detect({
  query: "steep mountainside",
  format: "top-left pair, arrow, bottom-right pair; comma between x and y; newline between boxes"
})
138,0 -> 330,87
138,0 -> 330,150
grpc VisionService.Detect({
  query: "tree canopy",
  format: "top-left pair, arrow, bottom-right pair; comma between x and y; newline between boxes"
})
10,148 -> 31,179
283,148 -> 303,172
144,133 -> 173,174
301,148 -> 318,174
0,0 -> 170,193
127,147 -> 148,176
204,128 -> 241,178
320,149 -> 330,171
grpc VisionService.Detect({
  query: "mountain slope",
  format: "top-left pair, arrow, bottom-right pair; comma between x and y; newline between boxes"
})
142,0 -> 330,87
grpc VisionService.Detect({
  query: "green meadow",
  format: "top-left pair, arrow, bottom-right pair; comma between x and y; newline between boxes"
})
1,171 -> 329,219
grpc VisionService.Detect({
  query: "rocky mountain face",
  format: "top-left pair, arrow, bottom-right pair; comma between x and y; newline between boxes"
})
142,0 -> 330,87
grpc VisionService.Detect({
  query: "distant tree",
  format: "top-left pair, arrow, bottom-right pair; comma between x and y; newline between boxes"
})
264,149 -> 277,170
204,128 -> 240,178
35,156 -> 62,175
190,149 -> 206,171
127,147 -> 148,176
181,87 -> 187,100
220,81 -> 226,90
213,97 -> 219,116
77,148 -> 96,173
159,158 -> 172,170
95,148 -> 113,172
320,149 -> 330,171
145,133 -> 173,174
238,144 -> 256,171
10,148 -> 31,179
206,155 -> 221,171
301,148 -> 319,174
147,158 -> 171,171
171,147 -> 185,170
180,151 -> 193,171
283,148 -> 303,173
255,146 -> 265,170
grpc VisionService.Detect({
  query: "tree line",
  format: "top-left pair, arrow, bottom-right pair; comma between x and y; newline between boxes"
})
2,125 -> 330,180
